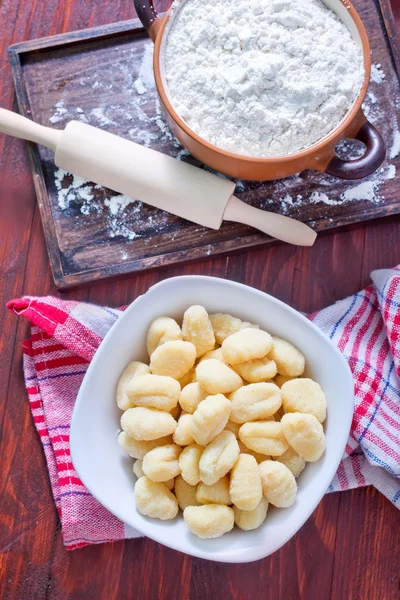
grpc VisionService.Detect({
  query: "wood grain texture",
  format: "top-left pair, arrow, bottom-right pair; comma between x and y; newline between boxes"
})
7,0 -> 400,287
0,1 -> 399,600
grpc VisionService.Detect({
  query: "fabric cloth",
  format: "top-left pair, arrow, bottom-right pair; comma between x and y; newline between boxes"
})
7,267 -> 400,549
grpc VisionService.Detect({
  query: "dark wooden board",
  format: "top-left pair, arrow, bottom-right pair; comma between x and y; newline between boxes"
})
8,0 -> 400,288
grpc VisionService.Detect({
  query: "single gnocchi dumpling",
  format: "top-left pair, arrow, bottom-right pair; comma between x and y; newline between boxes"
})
135,476 -> 178,520
174,475 -> 200,510
199,430 -> 239,485
274,374 -> 296,388
196,359 -> 243,395
259,460 -> 297,507
118,431 -> 173,459
196,476 -> 231,505
239,421 -> 289,456
229,454 -> 262,511
179,382 -> 208,414
178,367 -> 196,388
173,413 -> 195,446
191,394 -> 232,446
234,356 -> 277,383
126,374 -> 180,411
221,329 -> 273,366
209,313 -> 259,345
182,305 -> 216,358
274,447 -> 306,478
179,444 -> 203,486
234,497 -> 269,531
281,378 -> 327,423
150,340 -> 196,380
281,413 -> 325,462
198,348 -> 226,364
183,505 -> 234,539
238,440 -> 270,463
142,443 -> 182,482
229,382 -> 282,423
269,337 -> 305,377
146,316 -> 182,357
121,407 -> 177,441
116,361 -> 151,411
224,420 -> 241,438
133,459 -> 145,479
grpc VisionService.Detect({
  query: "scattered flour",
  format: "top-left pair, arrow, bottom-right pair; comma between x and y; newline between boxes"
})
389,128 -> 400,159
50,100 -> 68,124
370,63 -> 386,84
165,0 -> 364,157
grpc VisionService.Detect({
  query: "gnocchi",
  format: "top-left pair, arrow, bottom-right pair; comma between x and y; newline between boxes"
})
274,447 -> 306,478
173,413 -> 195,446
121,407 -> 177,441
209,313 -> 259,344
274,374 -> 296,387
174,475 -> 200,510
234,498 -> 269,531
229,382 -> 282,423
196,476 -> 231,505
118,431 -> 173,459
182,305 -> 215,358
191,394 -> 232,446
146,316 -> 182,357
269,337 -> 305,377
126,374 -> 180,411
198,347 -> 226,364
234,356 -> 277,383
281,378 -> 327,423
150,340 -> 196,380
259,460 -> 297,508
196,359 -> 243,395
116,305 -> 327,539
135,476 -> 178,520
221,329 -> 273,365
199,430 -> 239,485
179,444 -> 203,486
183,505 -> 234,539
229,454 -> 262,511
133,459 -> 145,478
239,421 -> 289,456
179,382 -> 208,414
116,361 -> 151,411
142,444 -> 182,482
238,440 -> 270,463
281,413 -> 325,462
224,420 -> 241,438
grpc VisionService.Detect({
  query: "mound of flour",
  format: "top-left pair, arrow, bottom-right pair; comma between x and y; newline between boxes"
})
165,0 -> 364,157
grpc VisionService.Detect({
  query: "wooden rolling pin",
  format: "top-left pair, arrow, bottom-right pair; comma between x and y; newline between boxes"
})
0,108 -> 317,246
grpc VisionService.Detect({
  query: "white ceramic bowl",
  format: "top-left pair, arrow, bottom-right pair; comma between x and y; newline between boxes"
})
70,276 -> 354,563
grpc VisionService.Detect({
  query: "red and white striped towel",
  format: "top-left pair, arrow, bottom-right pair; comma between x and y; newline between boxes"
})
7,267 -> 400,549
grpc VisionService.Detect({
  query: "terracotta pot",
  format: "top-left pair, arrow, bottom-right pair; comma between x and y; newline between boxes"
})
134,0 -> 385,181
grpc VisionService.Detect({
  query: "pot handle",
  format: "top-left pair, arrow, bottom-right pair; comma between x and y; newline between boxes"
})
324,120 -> 385,180
134,0 -> 162,41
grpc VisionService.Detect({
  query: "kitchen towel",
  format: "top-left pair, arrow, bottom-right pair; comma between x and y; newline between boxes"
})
7,267 -> 400,549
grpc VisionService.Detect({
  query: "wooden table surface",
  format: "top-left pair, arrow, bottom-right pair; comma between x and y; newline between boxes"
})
0,1 -> 399,598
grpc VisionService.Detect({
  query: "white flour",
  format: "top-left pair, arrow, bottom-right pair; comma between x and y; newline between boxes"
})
165,0 -> 364,157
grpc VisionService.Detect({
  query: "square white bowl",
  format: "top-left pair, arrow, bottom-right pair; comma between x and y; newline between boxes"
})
70,276 -> 354,563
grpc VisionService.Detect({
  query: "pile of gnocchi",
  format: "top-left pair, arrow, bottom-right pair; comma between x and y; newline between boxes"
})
117,306 -> 327,539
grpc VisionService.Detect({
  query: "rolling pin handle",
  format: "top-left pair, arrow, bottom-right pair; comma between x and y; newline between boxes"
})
0,108 -> 62,151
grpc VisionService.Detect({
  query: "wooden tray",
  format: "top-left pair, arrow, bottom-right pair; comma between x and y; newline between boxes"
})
8,0 -> 400,288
